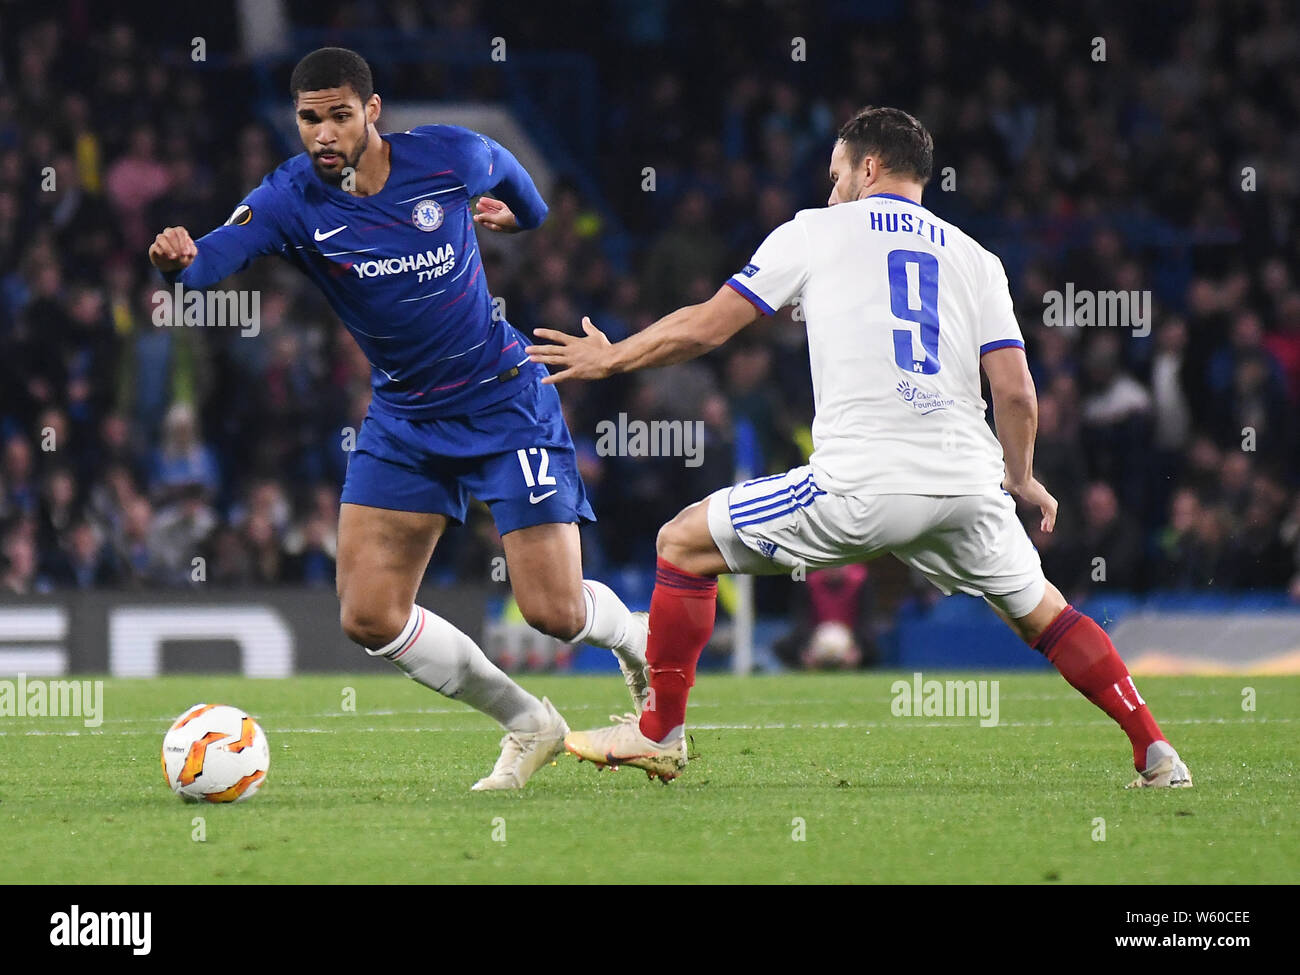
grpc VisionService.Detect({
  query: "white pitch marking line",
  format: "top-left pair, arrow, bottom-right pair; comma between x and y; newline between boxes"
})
2,715 -> 1291,736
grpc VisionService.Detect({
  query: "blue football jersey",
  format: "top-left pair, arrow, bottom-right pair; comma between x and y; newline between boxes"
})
163,125 -> 548,419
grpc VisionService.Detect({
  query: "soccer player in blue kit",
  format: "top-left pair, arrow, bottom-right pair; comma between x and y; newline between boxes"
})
147,48 -> 648,790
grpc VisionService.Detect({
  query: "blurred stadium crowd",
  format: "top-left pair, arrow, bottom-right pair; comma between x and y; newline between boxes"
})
1,0 -> 1298,612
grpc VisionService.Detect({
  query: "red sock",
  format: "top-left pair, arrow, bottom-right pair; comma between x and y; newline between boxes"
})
1035,605 -> 1165,769
638,557 -> 718,743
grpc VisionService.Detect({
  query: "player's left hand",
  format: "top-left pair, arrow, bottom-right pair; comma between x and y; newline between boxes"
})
526,318 -> 614,384
472,196 -> 520,232
1004,476 -> 1058,533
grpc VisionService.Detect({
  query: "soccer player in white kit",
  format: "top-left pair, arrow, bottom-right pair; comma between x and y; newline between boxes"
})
527,107 -> 1191,789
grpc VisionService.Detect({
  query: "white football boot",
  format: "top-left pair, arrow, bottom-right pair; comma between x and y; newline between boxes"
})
1126,740 -> 1193,789
470,697 -> 569,791
615,611 -> 651,714
564,712 -> 688,782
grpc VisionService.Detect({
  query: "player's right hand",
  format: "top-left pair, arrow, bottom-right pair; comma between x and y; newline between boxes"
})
1005,476 -> 1058,533
148,227 -> 198,272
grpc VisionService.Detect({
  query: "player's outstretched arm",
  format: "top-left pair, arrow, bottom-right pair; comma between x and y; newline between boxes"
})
147,181 -> 287,289
983,345 -> 1057,532
526,284 -> 759,384
468,137 -> 547,231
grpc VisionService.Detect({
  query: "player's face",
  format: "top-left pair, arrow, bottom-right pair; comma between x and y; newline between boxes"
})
827,140 -> 862,206
295,87 -> 374,184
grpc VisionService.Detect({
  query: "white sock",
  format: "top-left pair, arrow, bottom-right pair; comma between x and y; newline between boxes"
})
571,579 -> 641,665
368,605 -> 548,733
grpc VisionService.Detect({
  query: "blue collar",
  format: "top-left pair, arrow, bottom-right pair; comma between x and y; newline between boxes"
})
871,192 -> 925,207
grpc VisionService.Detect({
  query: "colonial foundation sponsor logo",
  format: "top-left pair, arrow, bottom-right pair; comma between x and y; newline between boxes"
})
896,380 -> 954,415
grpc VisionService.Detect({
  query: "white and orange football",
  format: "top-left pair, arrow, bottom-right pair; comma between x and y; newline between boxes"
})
161,704 -> 270,803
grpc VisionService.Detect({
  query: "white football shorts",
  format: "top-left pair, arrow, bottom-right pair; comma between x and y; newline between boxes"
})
705,465 -> 1046,619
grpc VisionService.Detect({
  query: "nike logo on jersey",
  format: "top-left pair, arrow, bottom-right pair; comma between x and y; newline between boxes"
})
529,490 -> 558,504
314,225 -> 348,241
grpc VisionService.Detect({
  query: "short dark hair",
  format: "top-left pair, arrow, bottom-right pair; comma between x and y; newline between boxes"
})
837,106 -> 933,185
290,47 -> 374,103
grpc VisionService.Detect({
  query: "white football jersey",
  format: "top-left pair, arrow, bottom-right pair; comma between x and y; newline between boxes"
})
725,193 -> 1024,496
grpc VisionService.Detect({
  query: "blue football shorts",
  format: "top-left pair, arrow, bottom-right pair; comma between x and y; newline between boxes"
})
341,377 -> 595,535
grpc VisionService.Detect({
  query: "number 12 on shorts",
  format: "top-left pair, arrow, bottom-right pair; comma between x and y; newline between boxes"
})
888,249 -> 941,375
516,447 -> 556,488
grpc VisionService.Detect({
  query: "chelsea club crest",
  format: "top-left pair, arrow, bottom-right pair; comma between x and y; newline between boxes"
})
411,199 -> 444,232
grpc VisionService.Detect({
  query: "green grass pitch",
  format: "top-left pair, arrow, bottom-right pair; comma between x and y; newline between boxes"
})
1,673 -> 1296,883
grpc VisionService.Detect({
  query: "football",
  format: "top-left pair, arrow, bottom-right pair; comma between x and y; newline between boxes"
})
801,621 -> 862,670
161,704 -> 270,803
